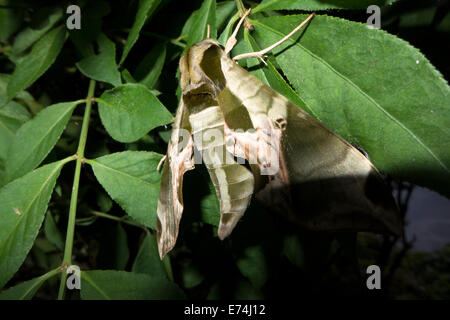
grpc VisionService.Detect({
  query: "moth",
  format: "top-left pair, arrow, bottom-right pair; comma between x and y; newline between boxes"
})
156,11 -> 401,259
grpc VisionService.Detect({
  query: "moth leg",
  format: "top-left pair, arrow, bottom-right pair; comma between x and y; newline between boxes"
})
224,8 -> 252,54
233,13 -> 315,61
157,154 -> 166,171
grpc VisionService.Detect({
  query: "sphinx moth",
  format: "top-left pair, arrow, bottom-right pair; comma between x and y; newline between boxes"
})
156,13 -> 401,259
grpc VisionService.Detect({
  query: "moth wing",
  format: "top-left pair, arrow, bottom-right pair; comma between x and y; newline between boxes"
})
157,99 -> 195,259
220,56 -> 402,236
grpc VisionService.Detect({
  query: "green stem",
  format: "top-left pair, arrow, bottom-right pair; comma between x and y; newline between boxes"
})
89,210 -> 147,230
57,79 -> 96,300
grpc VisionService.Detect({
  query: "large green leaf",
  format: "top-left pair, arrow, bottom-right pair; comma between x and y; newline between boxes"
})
0,268 -> 59,299
0,0 -> 22,42
184,0 -> 217,49
0,160 -> 68,288
88,151 -> 163,229
119,0 -> 162,65
76,33 -> 121,87
97,83 -> 172,143
254,0 -> 396,12
11,7 -> 63,56
7,25 -> 66,100
81,270 -> 185,299
3,101 -> 80,184
132,232 -> 167,278
250,14 -> 450,197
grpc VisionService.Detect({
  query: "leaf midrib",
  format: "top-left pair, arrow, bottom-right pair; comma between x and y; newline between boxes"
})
253,19 -> 450,173
91,160 -> 160,187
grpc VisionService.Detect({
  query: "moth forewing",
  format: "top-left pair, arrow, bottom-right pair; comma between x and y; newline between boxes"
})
156,98 -> 195,259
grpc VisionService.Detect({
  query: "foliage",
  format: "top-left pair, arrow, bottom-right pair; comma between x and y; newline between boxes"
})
0,0 -> 448,300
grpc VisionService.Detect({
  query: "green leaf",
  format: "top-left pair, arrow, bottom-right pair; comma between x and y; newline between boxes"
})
0,101 -> 31,161
184,0 -> 217,49
283,234 -> 305,268
0,0 -> 22,42
200,180 -> 220,226
121,69 -> 137,84
76,34 -> 121,87
216,1 -> 236,32
97,83 -> 172,143
44,211 -> 64,250
0,269 -> 59,299
134,43 -> 166,89
251,14 -> 450,197
68,1 -> 111,58
132,232 -> 167,278
119,0 -> 162,65
89,151 -> 163,229
0,160 -> 67,288
7,25 -> 66,100
11,7 -> 63,56
254,0 -> 396,12
81,270 -> 185,299
235,245 -> 268,289
3,101 -> 79,184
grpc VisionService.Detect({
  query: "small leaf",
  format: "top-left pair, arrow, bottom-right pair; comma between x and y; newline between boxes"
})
132,232 -> 167,278
98,83 -> 172,143
121,69 -> 137,84
81,270 -> 185,300
235,245 -> 269,290
11,7 -> 63,56
119,0 -> 162,65
0,160 -> 67,288
0,0 -> 22,42
44,211 -> 64,250
184,0 -> 216,49
89,151 -> 163,229
0,269 -> 58,299
134,43 -> 166,89
7,25 -> 66,100
76,34 -> 121,87
200,180 -> 220,226
4,101 -> 80,184
254,0 -> 396,12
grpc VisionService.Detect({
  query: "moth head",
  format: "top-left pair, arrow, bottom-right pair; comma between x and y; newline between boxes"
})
180,39 -> 227,105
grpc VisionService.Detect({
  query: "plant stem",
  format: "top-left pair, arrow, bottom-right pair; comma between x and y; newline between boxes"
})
57,79 -> 96,300
89,210 -> 147,230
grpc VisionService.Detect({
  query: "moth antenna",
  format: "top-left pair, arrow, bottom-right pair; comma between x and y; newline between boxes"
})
206,24 -> 211,38
224,8 -> 252,54
157,155 -> 166,171
233,13 -> 315,61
